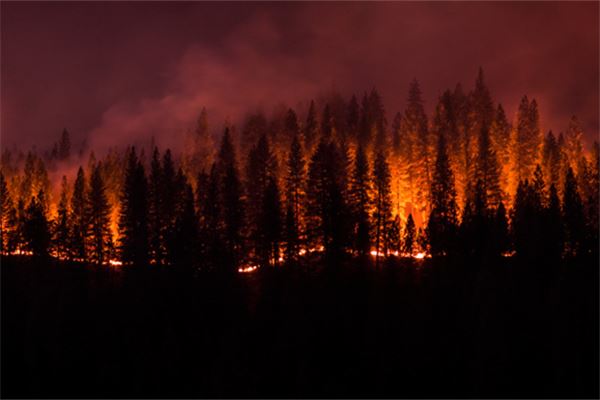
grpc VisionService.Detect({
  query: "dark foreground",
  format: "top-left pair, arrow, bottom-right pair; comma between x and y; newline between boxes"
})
2,255 -> 598,398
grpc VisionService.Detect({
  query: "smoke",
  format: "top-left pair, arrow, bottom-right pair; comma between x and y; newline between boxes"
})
2,2 -> 598,154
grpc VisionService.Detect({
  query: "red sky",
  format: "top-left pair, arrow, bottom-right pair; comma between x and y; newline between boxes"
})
1,2 -> 598,152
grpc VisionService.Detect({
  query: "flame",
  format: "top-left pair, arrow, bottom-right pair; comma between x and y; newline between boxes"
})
238,264 -> 259,273
413,252 -> 425,260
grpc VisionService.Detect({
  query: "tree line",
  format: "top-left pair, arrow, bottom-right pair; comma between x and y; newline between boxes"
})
1,68 -> 598,271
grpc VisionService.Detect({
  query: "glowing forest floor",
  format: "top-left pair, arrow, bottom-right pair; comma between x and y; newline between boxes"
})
2,255 -> 598,398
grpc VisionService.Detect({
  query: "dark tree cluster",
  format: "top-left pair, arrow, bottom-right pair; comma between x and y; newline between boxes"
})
1,69 -> 598,270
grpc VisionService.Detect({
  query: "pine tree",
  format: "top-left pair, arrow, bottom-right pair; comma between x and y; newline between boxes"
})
403,214 -> 416,255
562,167 -> 584,257
305,100 -> 319,151
321,104 -> 334,141
284,203 -> 299,263
565,115 -> 584,173
53,176 -> 70,259
283,108 -> 300,150
246,134 -> 277,263
259,176 -> 282,267
542,131 -> 561,189
170,178 -> 198,271
391,111 -> 402,156
218,128 -> 245,270
70,167 -> 87,260
87,163 -> 112,264
513,96 -> 541,182
0,171 -> 12,253
490,104 -> 511,200
404,79 -> 431,215
285,134 -> 306,252
148,147 -> 163,265
387,215 -> 401,256
372,151 -> 392,265
24,190 -> 50,257
118,147 -> 149,267
58,129 -> 71,161
474,123 -> 502,208
346,95 -> 360,140
491,201 -> 510,257
358,93 -> 372,148
306,139 -> 348,257
349,145 -> 371,256
543,184 -> 564,260
427,133 -> 458,256
369,88 -> 387,152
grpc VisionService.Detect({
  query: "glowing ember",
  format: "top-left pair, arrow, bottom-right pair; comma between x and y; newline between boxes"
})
413,252 -> 425,260
238,265 -> 259,274
109,259 -> 123,267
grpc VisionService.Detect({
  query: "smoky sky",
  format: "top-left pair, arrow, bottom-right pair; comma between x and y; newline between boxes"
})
1,1 -> 598,152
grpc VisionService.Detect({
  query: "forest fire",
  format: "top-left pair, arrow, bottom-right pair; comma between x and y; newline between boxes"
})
0,68 -> 598,271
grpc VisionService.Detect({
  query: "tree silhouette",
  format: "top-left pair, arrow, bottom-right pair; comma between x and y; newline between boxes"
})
0,171 -> 12,253
403,214 -> 416,255
148,147 -> 164,265
86,163 -> 112,264
305,100 -> 319,151
427,132 -> 458,257
24,190 -> 50,257
118,147 -> 149,267
70,167 -> 87,260
259,176 -> 282,267
349,145 -> 371,257
306,139 -> 349,257
562,167 -> 584,257
53,176 -> 70,259
372,151 -> 392,265
218,128 -> 245,271
346,94 -> 359,140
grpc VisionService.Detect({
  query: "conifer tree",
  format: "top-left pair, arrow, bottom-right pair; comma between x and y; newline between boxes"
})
372,151 -> 392,265
259,176 -> 282,267
70,167 -> 87,260
490,104 -> 511,199
285,134 -> 306,252
0,171 -> 12,253
118,147 -> 149,267
170,178 -> 198,271
246,134 -> 277,263
403,214 -> 416,255
565,115 -> 584,173
387,215 -> 401,256
87,163 -> 112,264
218,128 -> 245,270
562,167 -> 584,257
403,79 -> 430,214
513,96 -> 541,182
305,100 -> 319,151
474,123 -> 502,208
543,184 -> 564,260
321,104 -> 334,141
24,190 -> 50,257
369,88 -> 387,152
349,145 -> 371,256
58,129 -> 71,161
53,176 -> 70,259
148,147 -> 163,265
358,92 -> 372,148
346,95 -> 360,140
542,131 -> 561,189
427,133 -> 458,256
306,139 -> 348,257
391,112 -> 402,156
284,203 -> 299,264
